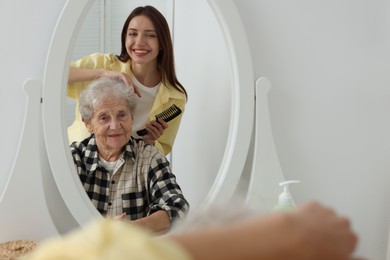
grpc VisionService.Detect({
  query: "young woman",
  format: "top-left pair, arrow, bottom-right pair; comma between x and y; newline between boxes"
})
67,5 -> 187,155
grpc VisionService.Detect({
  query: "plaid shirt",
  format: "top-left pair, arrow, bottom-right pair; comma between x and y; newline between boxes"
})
70,135 -> 189,223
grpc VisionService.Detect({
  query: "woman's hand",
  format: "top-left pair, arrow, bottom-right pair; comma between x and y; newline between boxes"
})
112,213 -> 126,221
142,119 -> 168,145
103,70 -> 141,97
288,202 -> 359,260
169,202 -> 362,260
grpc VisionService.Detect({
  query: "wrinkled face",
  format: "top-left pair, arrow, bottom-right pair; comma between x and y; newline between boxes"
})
85,96 -> 132,155
126,15 -> 160,66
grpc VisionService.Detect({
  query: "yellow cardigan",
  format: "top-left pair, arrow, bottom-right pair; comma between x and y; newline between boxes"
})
67,53 -> 186,155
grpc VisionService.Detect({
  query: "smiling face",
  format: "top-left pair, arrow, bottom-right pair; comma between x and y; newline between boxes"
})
126,15 -> 160,67
84,96 -> 133,161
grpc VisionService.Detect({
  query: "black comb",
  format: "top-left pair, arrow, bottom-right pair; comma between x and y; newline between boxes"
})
136,104 -> 182,136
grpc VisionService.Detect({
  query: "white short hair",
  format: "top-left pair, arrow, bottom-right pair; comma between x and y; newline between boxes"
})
79,77 -> 137,122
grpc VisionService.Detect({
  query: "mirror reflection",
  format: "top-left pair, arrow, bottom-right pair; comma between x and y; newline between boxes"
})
65,0 -> 234,211
66,3 -> 190,230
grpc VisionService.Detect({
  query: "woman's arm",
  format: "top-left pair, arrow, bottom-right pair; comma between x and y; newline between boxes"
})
21,201 -> 361,260
133,210 -> 171,234
169,202 -> 359,260
145,152 -> 189,229
68,67 -> 141,96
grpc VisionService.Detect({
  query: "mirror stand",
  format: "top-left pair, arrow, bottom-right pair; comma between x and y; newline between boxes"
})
245,77 -> 286,212
0,79 -> 59,242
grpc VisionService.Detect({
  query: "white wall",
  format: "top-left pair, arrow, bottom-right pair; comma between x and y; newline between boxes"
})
1,0 -> 390,259
235,0 -> 390,259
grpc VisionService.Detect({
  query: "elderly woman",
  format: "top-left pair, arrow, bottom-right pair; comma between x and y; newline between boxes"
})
70,77 -> 189,233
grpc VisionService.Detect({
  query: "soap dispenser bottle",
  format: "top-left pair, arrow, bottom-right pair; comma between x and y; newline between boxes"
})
273,180 -> 301,211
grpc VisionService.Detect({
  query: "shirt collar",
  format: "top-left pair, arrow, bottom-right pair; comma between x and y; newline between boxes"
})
82,135 -> 136,175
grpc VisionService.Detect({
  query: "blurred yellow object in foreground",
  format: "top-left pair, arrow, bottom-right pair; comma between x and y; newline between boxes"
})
22,219 -> 192,260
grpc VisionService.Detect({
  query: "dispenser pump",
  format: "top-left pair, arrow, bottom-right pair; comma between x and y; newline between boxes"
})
273,180 -> 301,211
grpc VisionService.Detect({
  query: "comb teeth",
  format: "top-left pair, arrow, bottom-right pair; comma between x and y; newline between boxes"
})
156,104 -> 181,121
136,104 -> 182,136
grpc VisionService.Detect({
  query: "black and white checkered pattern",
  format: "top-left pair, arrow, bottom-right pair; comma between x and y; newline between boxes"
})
70,135 -> 189,223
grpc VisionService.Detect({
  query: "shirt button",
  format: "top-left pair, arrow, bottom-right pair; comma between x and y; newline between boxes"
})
108,202 -> 112,206
111,180 -> 115,184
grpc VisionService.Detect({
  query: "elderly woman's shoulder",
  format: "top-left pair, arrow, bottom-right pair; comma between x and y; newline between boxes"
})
70,136 -> 96,154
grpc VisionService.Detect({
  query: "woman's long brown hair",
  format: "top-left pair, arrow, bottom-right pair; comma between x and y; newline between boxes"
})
117,5 -> 187,100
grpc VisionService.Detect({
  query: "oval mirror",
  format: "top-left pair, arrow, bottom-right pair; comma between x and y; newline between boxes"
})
42,0 -> 254,229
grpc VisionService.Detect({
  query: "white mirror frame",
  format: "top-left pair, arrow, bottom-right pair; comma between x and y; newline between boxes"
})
42,0 -> 254,228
